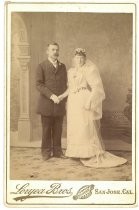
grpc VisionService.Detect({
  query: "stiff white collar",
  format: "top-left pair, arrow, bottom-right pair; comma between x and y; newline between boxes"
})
48,57 -> 58,67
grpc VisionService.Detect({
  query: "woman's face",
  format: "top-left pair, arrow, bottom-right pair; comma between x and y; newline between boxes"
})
74,55 -> 86,67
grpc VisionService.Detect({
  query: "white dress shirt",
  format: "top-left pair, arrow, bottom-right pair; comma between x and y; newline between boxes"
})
48,57 -> 58,68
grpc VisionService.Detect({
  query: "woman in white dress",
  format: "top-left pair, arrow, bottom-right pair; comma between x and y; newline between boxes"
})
59,48 -> 127,168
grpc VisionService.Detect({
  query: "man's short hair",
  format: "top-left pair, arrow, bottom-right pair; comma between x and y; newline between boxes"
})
47,42 -> 59,48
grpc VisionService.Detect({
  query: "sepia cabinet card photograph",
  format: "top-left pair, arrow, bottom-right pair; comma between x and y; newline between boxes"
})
5,1 -> 137,207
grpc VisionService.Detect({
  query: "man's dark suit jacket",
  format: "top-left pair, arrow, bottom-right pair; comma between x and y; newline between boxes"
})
36,59 -> 67,116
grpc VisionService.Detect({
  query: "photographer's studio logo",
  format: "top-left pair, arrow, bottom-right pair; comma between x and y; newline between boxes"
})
73,184 -> 94,200
10,183 -> 95,202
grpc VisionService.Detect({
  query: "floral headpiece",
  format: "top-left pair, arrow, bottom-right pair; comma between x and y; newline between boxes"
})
75,48 -> 86,57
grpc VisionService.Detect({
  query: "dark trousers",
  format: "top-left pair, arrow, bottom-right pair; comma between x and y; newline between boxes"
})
41,115 -> 63,157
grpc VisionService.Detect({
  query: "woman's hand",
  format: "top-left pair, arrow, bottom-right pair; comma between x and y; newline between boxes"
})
83,94 -> 92,110
58,94 -> 64,102
58,89 -> 69,102
84,100 -> 91,110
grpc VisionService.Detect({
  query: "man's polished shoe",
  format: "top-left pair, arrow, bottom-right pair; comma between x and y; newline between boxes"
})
53,152 -> 68,159
57,154 -> 68,159
42,153 -> 51,161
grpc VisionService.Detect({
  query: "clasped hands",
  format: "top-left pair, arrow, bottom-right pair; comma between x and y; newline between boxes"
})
50,94 -> 64,104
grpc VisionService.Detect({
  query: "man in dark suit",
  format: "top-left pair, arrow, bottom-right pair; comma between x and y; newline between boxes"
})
36,42 -> 67,160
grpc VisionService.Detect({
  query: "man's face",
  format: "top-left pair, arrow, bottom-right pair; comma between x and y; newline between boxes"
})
47,45 -> 59,60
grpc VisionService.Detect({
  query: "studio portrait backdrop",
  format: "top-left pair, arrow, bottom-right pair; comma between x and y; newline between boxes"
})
10,12 -> 132,151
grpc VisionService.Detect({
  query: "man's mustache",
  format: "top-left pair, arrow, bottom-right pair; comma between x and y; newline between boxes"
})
53,53 -> 59,56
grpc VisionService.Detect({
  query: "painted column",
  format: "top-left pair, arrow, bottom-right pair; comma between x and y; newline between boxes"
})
18,42 -> 32,142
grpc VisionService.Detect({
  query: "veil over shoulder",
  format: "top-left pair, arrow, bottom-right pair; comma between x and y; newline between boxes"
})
83,59 -> 105,120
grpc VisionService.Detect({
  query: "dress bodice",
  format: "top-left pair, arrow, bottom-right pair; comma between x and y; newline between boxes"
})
68,67 -> 87,93
67,63 -> 105,120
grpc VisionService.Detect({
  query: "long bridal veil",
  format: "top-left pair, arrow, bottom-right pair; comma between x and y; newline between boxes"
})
83,59 -> 106,151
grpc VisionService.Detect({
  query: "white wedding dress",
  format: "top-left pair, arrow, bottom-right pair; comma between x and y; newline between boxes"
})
65,61 -> 127,168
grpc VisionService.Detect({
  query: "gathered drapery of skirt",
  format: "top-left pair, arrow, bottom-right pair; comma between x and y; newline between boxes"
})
65,90 -> 127,168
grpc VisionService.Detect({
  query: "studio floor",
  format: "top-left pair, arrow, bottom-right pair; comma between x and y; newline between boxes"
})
10,147 -> 132,181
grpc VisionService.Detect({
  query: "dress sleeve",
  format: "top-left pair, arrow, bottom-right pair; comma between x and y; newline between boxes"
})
84,65 -> 105,119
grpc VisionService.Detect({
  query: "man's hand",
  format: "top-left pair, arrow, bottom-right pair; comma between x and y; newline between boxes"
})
50,94 -> 60,104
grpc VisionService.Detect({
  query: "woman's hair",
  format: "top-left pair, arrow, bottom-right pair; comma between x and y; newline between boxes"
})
75,48 -> 86,57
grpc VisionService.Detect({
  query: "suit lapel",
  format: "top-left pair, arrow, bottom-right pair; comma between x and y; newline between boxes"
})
46,59 -> 61,74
